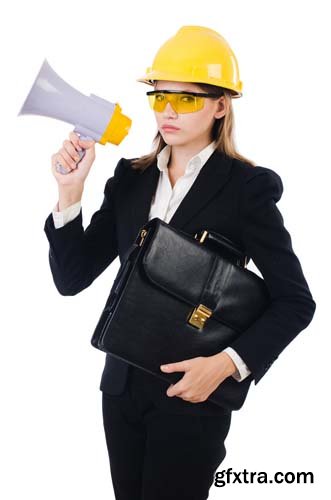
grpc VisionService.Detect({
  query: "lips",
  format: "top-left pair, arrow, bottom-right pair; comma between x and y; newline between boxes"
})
161,125 -> 180,130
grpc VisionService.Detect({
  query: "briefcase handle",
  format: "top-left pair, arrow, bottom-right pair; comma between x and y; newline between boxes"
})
134,217 -> 249,268
194,229 -> 249,268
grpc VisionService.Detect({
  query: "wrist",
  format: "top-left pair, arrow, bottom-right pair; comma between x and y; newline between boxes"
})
214,351 -> 238,377
58,185 -> 83,211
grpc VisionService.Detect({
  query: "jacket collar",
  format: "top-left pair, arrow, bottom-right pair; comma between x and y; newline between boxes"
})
156,140 -> 217,174
128,147 -> 233,243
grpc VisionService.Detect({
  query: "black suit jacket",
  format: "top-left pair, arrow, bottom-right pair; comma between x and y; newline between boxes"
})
44,149 -> 316,414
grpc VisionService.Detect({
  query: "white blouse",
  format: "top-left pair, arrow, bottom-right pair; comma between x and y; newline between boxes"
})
52,142 -> 252,382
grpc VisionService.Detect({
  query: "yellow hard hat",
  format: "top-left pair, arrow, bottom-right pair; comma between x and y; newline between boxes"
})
137,25 -> 243,98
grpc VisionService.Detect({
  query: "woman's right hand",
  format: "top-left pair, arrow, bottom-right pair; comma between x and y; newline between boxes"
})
51,131 -> 96,187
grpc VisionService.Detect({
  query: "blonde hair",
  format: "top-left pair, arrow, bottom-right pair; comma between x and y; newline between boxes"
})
130,82 -> 256,172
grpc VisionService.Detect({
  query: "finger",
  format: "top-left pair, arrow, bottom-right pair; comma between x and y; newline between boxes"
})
53,152 -> 74,172
51,156 -> 70,175
51,154 -> 64,172
69,131 -> 82,151
59,149 -> 79,170
167,382 -> 185,397
161,363 -> 176,372
181,395 -> 201,403
161,361 -> 187,372
51,154 -> 68,174
63,139 -> 81,163
78,137 -> 96,149
55,162 -> 70,175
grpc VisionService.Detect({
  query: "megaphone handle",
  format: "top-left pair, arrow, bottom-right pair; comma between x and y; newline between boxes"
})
56,134 -> 93,175
76,134 -> 93,164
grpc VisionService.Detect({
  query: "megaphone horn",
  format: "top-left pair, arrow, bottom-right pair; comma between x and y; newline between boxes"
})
18,59 -> 132,173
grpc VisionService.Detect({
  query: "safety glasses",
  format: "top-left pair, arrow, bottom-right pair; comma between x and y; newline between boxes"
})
146,90 -> 223,114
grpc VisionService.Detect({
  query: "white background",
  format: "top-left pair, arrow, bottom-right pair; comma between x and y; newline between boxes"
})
1,0 -> 329,498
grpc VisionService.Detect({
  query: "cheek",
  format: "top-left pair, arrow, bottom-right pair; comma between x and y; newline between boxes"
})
186,112 -> 209,131
197,108 -> 215,131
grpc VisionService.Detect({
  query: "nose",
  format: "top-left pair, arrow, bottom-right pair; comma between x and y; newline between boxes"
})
163,101 -> 177,116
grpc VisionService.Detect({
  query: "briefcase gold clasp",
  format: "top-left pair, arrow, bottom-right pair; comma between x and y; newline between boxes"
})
188,304 -> 212,330
139,229 -> 148,246
194,230 -> 208,243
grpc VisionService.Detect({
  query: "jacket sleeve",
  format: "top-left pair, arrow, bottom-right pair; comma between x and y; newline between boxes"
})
228,168 -> 316,385
43,157 -> 126,296
52,200 -> 82,228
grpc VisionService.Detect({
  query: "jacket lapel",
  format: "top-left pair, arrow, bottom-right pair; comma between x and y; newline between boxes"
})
168,150 -> 233,229
129,149 -> 233,241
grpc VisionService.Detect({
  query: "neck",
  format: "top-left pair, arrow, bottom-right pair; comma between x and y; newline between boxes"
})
168,138 -> 213,169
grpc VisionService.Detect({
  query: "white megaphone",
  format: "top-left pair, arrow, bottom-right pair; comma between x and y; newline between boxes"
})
17,58 -> 132,174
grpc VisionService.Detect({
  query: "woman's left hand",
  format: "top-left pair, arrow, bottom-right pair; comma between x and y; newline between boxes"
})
160,352 -> 238,403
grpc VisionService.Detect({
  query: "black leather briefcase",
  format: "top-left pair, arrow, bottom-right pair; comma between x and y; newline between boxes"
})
91,217 -> 271,411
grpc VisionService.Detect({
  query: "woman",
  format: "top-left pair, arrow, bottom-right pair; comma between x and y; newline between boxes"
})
44,26 -> 316,500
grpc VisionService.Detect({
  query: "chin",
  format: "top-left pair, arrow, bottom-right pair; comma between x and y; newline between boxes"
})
161,134 -> 185,146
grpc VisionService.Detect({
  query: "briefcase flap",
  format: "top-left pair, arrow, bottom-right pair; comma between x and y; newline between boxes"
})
142,222 -> 270,332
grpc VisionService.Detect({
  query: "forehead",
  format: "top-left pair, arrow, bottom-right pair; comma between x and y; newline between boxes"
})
154,80 -> 203,92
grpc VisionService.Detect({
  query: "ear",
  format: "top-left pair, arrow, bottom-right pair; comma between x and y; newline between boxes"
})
214,96 -> 226,119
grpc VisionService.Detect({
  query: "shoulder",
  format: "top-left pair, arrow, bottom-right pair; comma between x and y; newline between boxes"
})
231,158 -> 284,203
113,156 -> 139,178
104,156 -> 140,193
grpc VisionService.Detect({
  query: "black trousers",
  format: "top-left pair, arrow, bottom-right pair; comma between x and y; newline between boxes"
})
101,365 -> 232,500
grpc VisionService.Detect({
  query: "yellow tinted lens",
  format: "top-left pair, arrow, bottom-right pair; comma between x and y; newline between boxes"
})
149,93 -> 167,111
147,93 -> 172,112
148,93 -> 205,113
176,94 -> 198,112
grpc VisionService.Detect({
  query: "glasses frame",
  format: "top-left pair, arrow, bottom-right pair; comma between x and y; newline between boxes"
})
146,90 -> 224,98
146,89 -> 224,114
